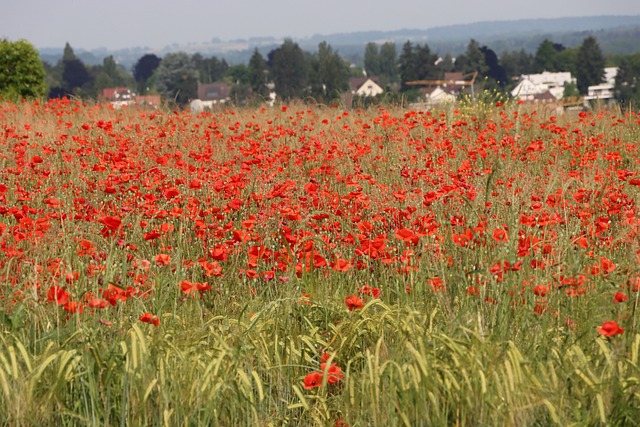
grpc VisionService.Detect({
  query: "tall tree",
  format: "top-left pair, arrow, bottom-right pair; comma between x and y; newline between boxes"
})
459,39 -> 488,75
133,54 -> 161,94
91,55 -> 134,97
534,39 -> 561,72
379,42 -> 398,82
500,49 -> 534,78
481,46 -> 507,88
62,58 -> 92,93
248,48 -> 269,99
154,52 -> 198,106
191,54 -> 228,84
414,43 -> 439,81
614,53 -> 640,106
268,39 -> 307,100
62,42 -> 77,62
364,42 -> 380,77
0,39 -> 47,100
308,41 -> 350,102
575,36 -> 605,94
398,41 -> 418,91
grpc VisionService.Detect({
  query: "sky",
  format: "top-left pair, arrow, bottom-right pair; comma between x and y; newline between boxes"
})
2,0 -> 640,50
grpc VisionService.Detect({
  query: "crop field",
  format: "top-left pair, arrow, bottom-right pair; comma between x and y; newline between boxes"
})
0,98 -> 639,426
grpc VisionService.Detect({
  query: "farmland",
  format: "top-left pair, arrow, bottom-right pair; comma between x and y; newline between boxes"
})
0,98 -> 639,426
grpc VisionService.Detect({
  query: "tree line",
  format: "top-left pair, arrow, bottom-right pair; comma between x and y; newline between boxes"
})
1,35 -> 640,106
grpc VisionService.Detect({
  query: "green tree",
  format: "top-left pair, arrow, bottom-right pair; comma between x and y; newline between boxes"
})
91,56 -> 133,95
575,36 -> 605,94
414,43 -> 439,81
457,39 -> 488,75
364,42 -> 380,76
268,39 -> 307,100
62,58 -> 92,94
481,46 -> 508,89
62,42 -> 77,62
534,39 -> 562,72
500,49 -> 534,78
614,53 -> 640,106
379,42 -> 398,82
0,39 -> 47,100
154,52 -> 198,106
308,41 -> 350,102
191,54 -> 228,84
398,41 -> 418,91
133,54 -> 161,94
248,49 -> 269,99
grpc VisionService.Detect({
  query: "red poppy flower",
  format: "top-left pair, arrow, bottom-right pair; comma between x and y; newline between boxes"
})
613,292 -> 628,303
491,228 -> 508,242
100,216 -> 121,230
64,301 -> 83,314
600,257 -> 616,274
332,258 -> 351,272
597,321 -> 624,337
533,285 -> 549,297
140,312 -> 160,327
88,298 -> 108,309
428,277 -> 445,292
345,295 -> 364,311
154,254 -> 171,266
47,285 -> 69,305
359,285 -> 381,298
321,363 -> 344,384
303,372 -> 324,389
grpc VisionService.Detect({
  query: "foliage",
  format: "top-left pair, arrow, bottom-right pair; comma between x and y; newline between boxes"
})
456,39 -> 488,76
398,41 -> 418,91
191,53 -> 228,84
534,39 -> 565,72
248,49 -> 269,100
480,46 -> 507,88
308,42 -> 350,103
133,54 -> 161,94
154,52 -> 198,106
62,59 -> 92,94
92,56 -> 135,96
614,52 -> 640,106
378,42 -> 398,82
0,39 -> 47,100
398,41 -> 440,93
576,36 -> 606,94
500,49 -> 534,79
268,39 -> 308,100
364,42 -> 380,77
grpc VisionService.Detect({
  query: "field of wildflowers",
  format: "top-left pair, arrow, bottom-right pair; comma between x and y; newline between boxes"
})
0,98 -> 638,426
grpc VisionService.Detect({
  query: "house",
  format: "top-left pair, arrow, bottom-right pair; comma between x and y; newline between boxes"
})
584,67 -> 618,103
511,71 -> 575,101
102,87 -> 136,108
191,82 -> 232,111
198,82 -> 231,103
102,88 -> 161,108
349,77 -> 383,97
423,86 -> 457,106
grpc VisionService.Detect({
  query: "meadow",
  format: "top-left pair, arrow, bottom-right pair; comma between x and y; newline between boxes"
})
0,98 -> 638,426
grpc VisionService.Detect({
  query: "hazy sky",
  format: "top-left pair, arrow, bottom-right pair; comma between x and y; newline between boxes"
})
2,0 -> 640,50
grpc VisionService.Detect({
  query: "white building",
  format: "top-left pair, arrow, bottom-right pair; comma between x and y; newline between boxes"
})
584,67 -> 618,103
350,77 -> 384,97
511,71 -> 575,101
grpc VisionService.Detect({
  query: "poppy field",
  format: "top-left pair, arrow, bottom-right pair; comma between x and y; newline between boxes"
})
0,98 -> 639,426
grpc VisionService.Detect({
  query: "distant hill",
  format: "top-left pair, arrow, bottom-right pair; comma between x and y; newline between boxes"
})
38,15 -> 640,70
